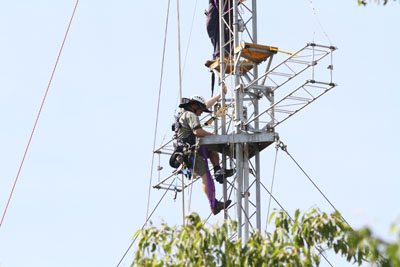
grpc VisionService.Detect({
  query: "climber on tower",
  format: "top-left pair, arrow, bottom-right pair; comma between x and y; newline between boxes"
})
171,85 -> 234,215
205,0 -> 244,67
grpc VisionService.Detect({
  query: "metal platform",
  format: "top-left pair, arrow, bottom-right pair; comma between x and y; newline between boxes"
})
235,42 -> 278,63
209,59 -> 254,74
198,132 -> 277,159
208,42 -> 278,75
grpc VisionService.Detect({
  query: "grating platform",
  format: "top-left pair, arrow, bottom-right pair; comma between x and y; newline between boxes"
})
207,42 -> 278,74
209,59 -> 254,74
235,42 -> 278,63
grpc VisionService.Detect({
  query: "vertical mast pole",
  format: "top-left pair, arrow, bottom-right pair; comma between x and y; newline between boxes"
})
176,0 -> 185,225
251,0 -> 262,232
232,0 -> 244,241
218,0 -> 228,219
243,143 -> 250,240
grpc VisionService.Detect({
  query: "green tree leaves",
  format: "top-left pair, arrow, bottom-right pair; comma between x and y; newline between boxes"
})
132,209 -> 400,266
358,0 -> 396,5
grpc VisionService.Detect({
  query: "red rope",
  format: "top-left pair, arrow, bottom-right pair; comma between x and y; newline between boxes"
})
0,0 -> 80,228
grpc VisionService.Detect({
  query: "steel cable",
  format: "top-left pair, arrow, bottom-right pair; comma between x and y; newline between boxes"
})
116,178 -> 176,267
308,0 -> 333,45
145,0 -> 171,226
265,145 -> 279,232
260,180 -> 334,267
280,142 -> 351,227
0,0 -> 80,228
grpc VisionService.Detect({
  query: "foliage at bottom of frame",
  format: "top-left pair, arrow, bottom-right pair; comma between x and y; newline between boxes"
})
132,208 -> 400,267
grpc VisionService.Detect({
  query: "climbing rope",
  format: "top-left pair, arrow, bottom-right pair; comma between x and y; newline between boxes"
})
176,0 -> 183,101
175,0 -> 186,224
186,179 -> 194,218
0,0 -> 80,228
181,0 -> 198,78
154,0 -> 200,217
145,0 -> 171,226
173,0 -> 199,111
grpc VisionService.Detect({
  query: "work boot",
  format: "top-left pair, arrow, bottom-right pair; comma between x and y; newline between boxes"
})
205,59 -> 216,67
215,168 -> 235,184
211,199 -> 232,215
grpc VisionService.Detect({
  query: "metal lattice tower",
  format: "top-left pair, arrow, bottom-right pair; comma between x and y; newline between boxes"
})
153,0 -> 336,242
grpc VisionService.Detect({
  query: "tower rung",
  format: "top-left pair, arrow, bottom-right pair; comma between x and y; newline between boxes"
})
274,109 -> 295,115
269,72 -> 294,78
285,95 -> 312,102
245,80 -> 336,128
153,185 -> 182,192
286,59 -> 311,65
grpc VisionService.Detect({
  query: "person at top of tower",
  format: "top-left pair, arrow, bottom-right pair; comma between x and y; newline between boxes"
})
172,85 -> 234,215
205,0 -> 244,67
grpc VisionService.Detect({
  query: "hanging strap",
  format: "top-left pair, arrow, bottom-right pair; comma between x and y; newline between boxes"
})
211,72 -> 215,97
213,0 -> 227,12
201,146 -> 215,209
178,168 -> 192,179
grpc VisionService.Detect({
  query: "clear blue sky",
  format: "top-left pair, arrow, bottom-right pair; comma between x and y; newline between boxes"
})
0,1 -> 399,266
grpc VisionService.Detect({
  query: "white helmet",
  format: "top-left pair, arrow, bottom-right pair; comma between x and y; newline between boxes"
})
190,95 -> 211,113
179,94 -> 211,113
190,95 -> 206,106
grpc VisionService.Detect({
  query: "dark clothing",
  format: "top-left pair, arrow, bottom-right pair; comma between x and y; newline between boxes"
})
206,0 -> 233,58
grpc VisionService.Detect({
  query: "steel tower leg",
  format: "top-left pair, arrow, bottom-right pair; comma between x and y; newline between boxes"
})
218,0 -> 228,220
243,143 -> 250,241
232,0 -> 244,241
251,0 -> 262,232
217,0 -> 261,240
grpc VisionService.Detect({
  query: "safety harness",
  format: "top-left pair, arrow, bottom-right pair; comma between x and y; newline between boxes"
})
169,104 -> 229,169
169,111 -> 197,173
